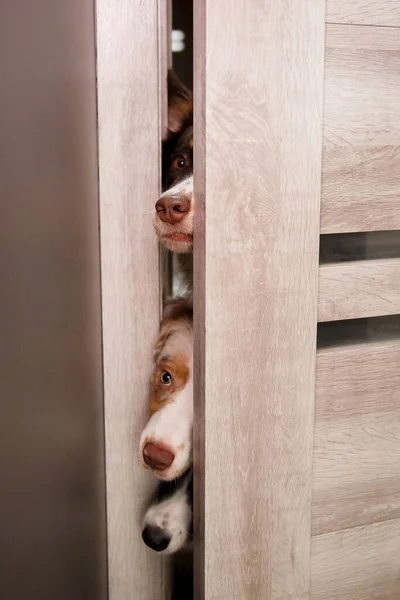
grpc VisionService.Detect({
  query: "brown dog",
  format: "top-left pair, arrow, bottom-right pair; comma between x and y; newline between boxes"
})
140,299 -> 194,555
155,72 -> 194,289
139,298 -> 193,482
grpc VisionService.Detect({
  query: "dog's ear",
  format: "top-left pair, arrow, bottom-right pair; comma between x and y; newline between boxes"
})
165,70 -> 192,140
153,324 -> 171,362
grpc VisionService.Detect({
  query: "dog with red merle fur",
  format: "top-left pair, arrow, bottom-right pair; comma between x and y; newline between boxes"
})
155,71 -> 194,289
140,299 -> 194,555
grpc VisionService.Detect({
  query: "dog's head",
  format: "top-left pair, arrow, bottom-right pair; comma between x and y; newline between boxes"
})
154,71 -> 194,254
139,298 -> 193,481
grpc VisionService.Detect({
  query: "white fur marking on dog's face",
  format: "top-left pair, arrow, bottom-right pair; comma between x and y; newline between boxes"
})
140,320 -> 193,481
154,175 -> 194,253
161,176 -> 193,200
140,373 -> 193,480
142,476 -> 192,554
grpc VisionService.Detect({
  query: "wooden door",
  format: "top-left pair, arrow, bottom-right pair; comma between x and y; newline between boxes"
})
194,1 -> 400,599
96,0 -> 400,598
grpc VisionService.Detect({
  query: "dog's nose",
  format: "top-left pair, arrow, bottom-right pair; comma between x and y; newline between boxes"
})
143,442 -> 174,471
142,525 -> 171,552
155,195 -> 190,224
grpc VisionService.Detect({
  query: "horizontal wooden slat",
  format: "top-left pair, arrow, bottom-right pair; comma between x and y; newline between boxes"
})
311,519 -> 400,600
321,24 -> 400,234
326,0 -> 400,27
318,258 -> 400,322
312,338 -> 400,535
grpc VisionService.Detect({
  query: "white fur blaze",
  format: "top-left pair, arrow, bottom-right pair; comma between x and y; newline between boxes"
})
140,371 -> 193,481
154,176 -> 194,253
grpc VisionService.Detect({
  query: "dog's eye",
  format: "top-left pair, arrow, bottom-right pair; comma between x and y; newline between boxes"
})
172,156 -> 186,170
160,371 -> 172,386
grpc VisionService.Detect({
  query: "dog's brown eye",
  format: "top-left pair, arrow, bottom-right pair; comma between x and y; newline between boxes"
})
172,156 -> 186,170
160,371 -> 172,386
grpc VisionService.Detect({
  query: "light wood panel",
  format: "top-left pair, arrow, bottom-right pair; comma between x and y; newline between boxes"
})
96,1 -> 167,599
311,519 -> 400,600
326,0 -> 400,26
193,1 -> 325,598
318,258 -> 400,322
321,24 -> 400,234
313,338 -> 400,535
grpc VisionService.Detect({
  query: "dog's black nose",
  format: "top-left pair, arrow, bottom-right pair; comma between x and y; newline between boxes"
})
142,525 -> 171,552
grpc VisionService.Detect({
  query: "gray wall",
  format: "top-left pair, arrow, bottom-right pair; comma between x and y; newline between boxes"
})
0,2 -> 107,599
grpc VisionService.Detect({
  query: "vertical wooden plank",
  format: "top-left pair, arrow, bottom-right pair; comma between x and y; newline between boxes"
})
193,1 -> 325,598
96,1 -> 166,599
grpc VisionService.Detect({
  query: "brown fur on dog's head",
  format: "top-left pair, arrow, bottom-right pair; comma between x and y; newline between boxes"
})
156,72 -> 194,254
153,298 -> 193,362
162,71 -> 193,190
165,70 -> 193,142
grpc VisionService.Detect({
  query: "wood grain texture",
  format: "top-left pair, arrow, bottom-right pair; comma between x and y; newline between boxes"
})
318,258 -> 400,321
321,24 -> 400,233
193,1 -> 325,598
96,1 -> 167,599
326,0 -> 400,26
312,338 -> 400,535
311,519 -> 400,599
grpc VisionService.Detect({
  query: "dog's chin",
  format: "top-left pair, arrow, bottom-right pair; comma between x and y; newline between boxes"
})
161,235 -> 193,254
153,219 -> 193,253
